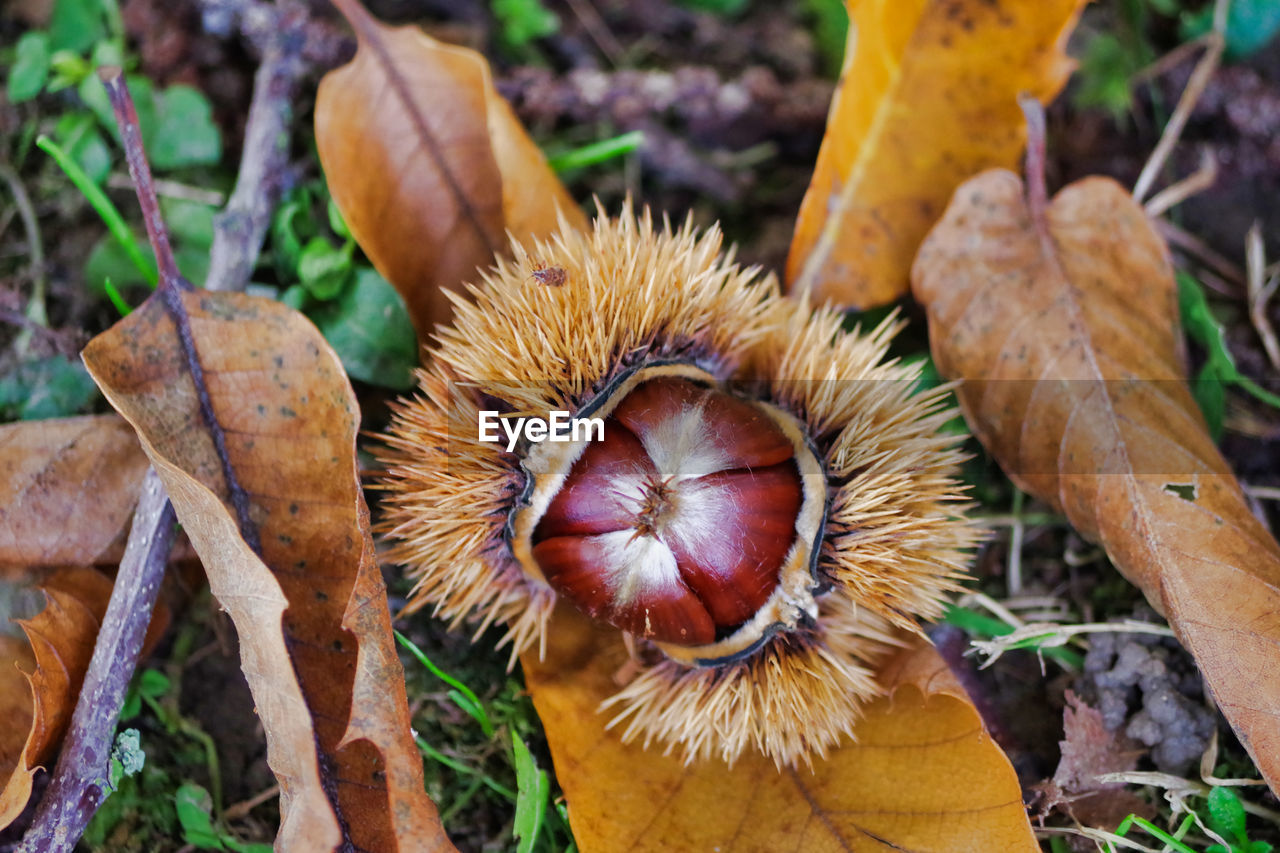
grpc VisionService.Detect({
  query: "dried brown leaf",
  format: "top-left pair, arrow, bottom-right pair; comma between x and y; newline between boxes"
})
82,289 -> 454,851
0,416 -> 148,577
786,0 -> 1084,309
316,0 -> 584,340
522,607 -> 1037,852
912,170 -> 1280,795
1037,692 -> 1151,828
0,568 -> 113,829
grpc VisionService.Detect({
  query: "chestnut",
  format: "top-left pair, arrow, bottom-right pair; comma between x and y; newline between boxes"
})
511,367 -> 826,662
379,207 -> 975,765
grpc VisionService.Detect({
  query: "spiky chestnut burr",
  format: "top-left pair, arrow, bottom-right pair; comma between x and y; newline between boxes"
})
378,205 -> 977,766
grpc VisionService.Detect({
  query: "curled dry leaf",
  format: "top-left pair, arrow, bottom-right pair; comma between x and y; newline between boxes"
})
521,607 -> 1037,852
0,568 -> 113,830
0,416 -> 148,577
316,0 -> 585,340
786,0 -> 1084,310
1036,692 -> 1152,829
912,171 -> 1280,795
82,290 -> 455,852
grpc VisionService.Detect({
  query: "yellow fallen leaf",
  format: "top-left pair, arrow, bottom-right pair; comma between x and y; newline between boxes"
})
786,0 -> 1084,309
522,607 -> 1037,852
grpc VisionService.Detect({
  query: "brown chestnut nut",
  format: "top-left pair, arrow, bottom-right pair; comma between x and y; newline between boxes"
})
511,366 -> 826,660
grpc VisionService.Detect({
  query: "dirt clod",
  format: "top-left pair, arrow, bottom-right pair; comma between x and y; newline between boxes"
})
1079,620 -> 1217,774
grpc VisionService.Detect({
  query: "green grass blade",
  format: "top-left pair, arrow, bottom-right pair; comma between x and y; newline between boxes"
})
395,630 -> 494,737
548,130 -> 644,173
102,277 -> 132,316
37,134 -> 157,287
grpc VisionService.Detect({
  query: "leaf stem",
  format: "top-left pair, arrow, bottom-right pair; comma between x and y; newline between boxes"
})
1017,93 -> 1050,242
100,67 -> 183,287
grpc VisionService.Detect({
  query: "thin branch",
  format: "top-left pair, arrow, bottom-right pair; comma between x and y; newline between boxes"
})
17,470 -> 177,853
1246,223 -> 1280,372
106,173 -> 226,207
1157,219 -> 1245,290
205,2 -> 308,294
100,68 -> 183,286
0,160 -> 48,352
1133,26 -> 1224,203
563,0 -> 624,65
1143,146 -> 1216,218
103,71 -> 260,553
1130,32 -> 1213,86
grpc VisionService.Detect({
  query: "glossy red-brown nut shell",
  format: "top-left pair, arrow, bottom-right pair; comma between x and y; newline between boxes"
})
531,377 -> 804,645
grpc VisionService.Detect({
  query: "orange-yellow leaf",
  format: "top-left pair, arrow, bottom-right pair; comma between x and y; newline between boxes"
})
82,290 -> 456,852
316,0 -> 584,340
0,568 -> 113,830
786,0 -> 1084,309
0,416 -> 148,576
522,607 -> 1037,852
912,170 -> 1280,795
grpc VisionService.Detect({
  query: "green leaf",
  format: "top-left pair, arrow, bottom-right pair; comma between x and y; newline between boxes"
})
1206,786 -> 1248,844
272,196 -> 313,276
149,85 -> 223,169
1074,32 -> 1142,118
0,355 -> 100,420
139,668 -> 172,700
8,32 -> 51,103
174,782 -> 226,849
89,37 -> 124,70
327,198 -> 351,241
512,735 -> 549,853
86,230 -> 159,292
47,49 -> 91,92
1192,364 -> 1227,440
1181,0 -> 1280,60
53,112 -> 111,185
493,0 -> 561,47
309,268 -> 419,390
279,283 -> 310,312
298,237 -> 354,301
49,0 -> 107,53
805,0 -> 848,77
161,199 -> 217,248
226,842 -> 273,853
547,130 -> 645,173
1178,271 -> 1280,418
394,630 -> 494,736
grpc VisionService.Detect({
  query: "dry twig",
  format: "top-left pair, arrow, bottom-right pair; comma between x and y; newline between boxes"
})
1133,0 -> 1226,206
1246,223 -> 1280,372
